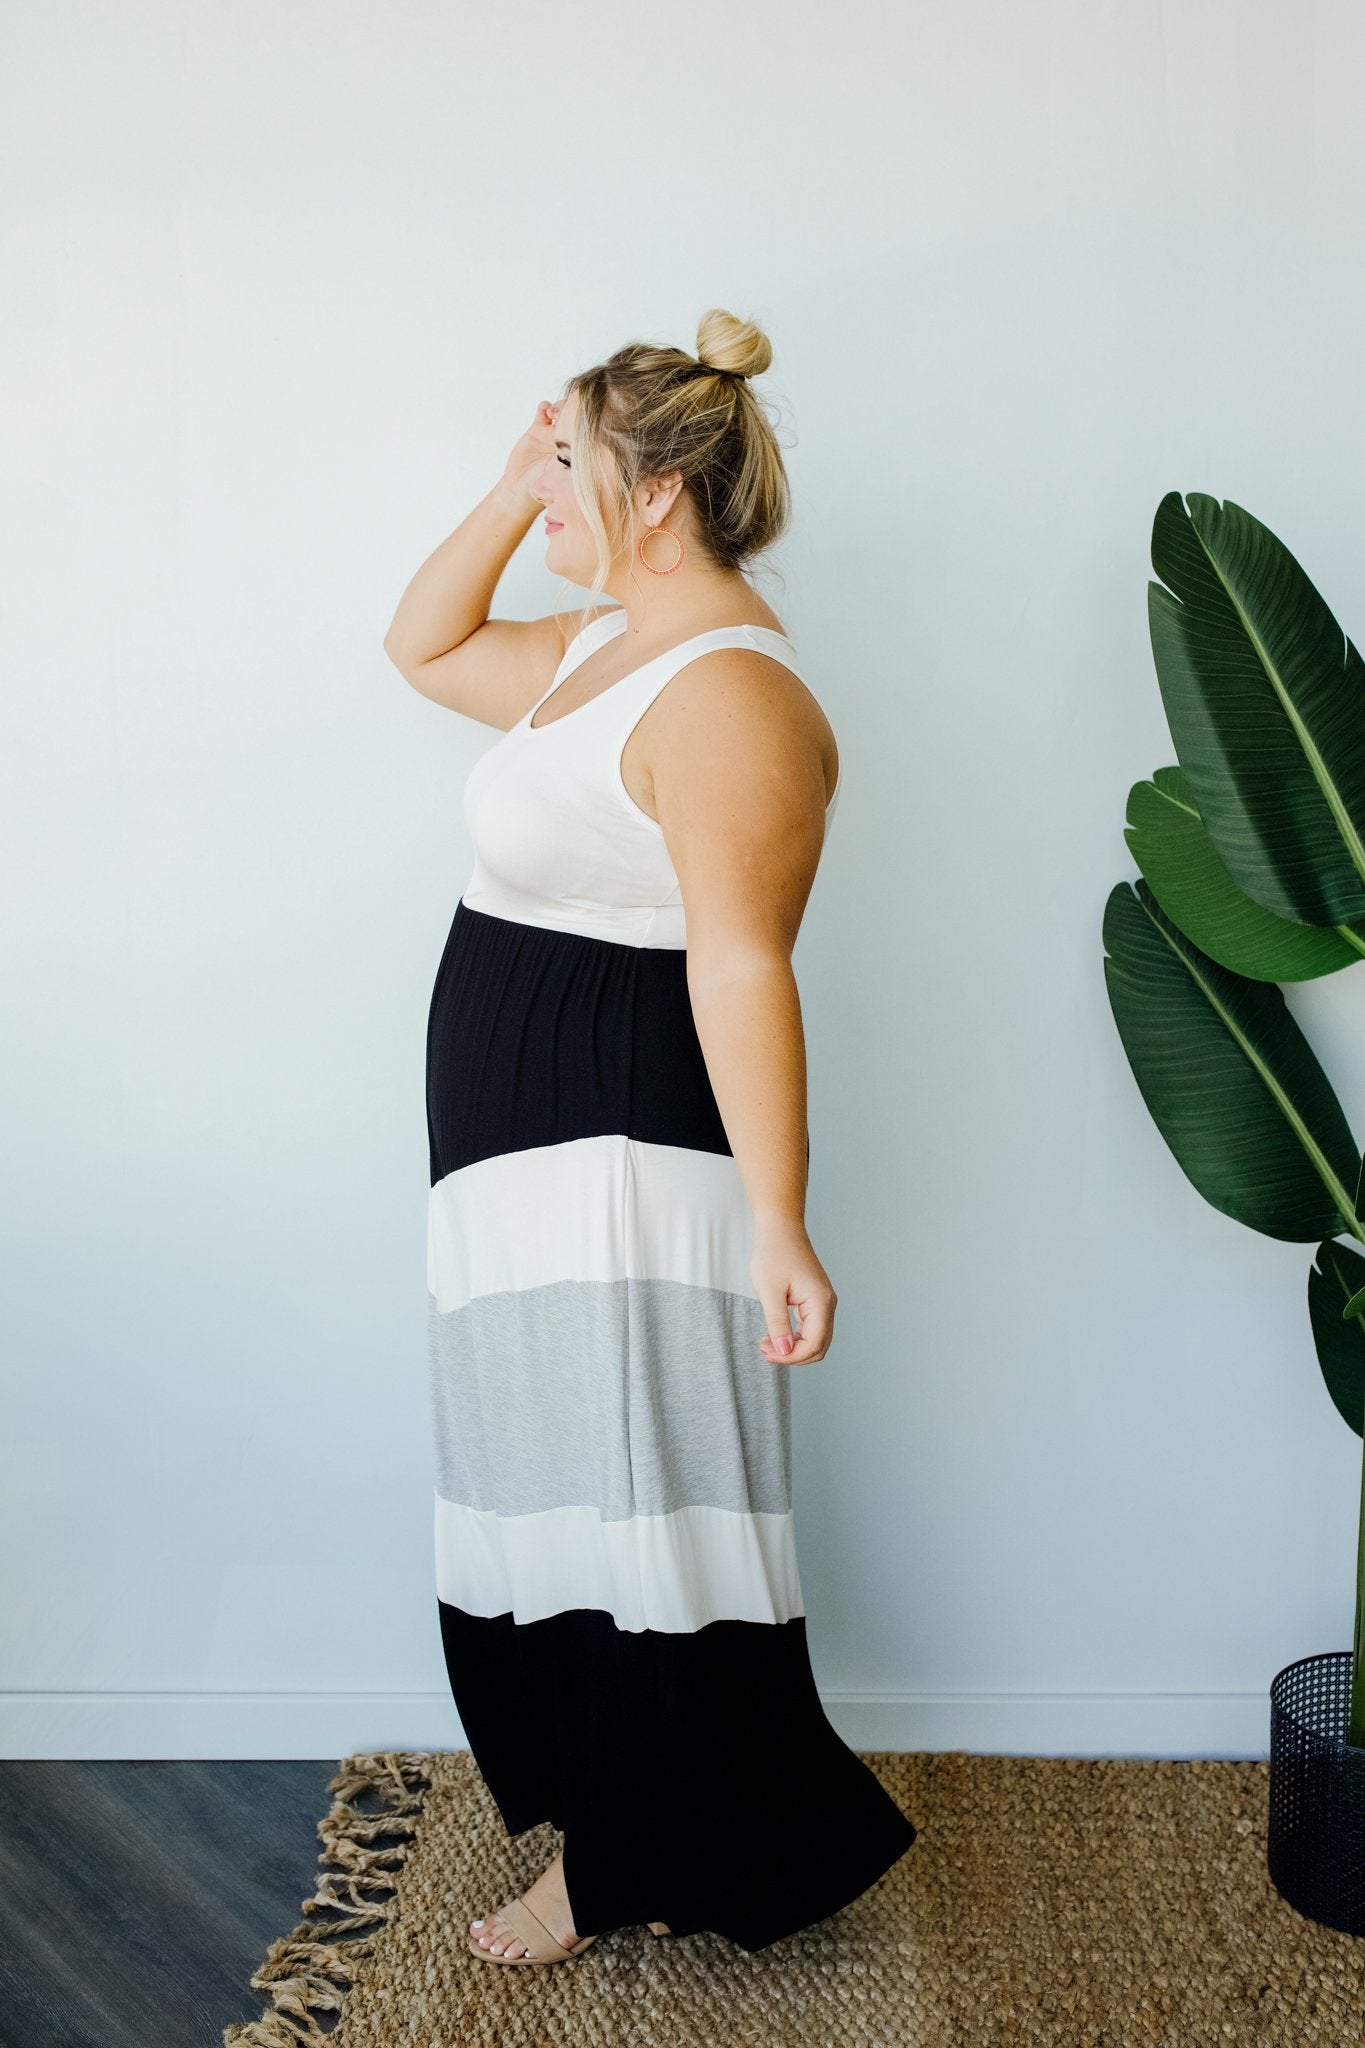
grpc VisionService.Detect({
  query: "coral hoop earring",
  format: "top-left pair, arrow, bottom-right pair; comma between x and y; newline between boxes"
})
637,524 -> 684,574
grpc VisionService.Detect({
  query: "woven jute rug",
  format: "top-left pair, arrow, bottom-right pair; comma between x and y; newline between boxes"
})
222,1747 -> 1364,2046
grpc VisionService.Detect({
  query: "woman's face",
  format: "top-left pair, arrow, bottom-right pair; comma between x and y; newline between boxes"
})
531,389 -> 598,581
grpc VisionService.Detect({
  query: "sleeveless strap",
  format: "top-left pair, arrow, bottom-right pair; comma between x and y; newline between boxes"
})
598,623 -> 810,738
562,614 -> 807,690
555,607 -> 625,683
597,625 -> 842,819
530,617 -> 839,814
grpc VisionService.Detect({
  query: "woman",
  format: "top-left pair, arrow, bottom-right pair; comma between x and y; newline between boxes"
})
383,308 -> 917,1967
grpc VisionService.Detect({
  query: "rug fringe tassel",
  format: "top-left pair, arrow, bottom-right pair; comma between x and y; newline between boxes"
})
222,1749 -> 437,2047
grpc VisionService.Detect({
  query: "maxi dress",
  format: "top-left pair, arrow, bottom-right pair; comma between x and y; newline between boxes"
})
424,607 -> 918,1950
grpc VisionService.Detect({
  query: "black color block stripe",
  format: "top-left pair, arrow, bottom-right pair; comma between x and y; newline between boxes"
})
438,1597 -> 917,1952
426,899 -> 730,1184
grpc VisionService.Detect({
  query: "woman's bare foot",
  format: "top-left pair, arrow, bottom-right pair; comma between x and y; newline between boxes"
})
469,1848 -> 586,1959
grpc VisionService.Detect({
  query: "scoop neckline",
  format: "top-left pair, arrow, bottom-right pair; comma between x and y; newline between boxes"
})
525,613 -> 797,732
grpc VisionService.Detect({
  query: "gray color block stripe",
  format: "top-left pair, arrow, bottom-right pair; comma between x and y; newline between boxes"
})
429,1274 -> 793,1521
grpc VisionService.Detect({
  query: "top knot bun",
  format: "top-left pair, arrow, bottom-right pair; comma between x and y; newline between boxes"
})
695,307 -> 773,382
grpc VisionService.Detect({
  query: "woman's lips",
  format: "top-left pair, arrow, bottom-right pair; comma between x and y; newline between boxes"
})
545,519 -> 563,531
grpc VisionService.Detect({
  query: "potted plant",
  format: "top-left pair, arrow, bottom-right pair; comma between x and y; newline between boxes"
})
1103,490 -> 1365,1935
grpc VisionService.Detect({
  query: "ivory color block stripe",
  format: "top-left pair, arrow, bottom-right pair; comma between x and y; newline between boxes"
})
427,1132 -> 757,1313
434,1491 -> 805,1633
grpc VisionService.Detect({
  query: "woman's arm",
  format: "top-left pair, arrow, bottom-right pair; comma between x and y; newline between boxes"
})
382,476 -> 541,670
650,647 -> 839,1367
382,402 -> 577,725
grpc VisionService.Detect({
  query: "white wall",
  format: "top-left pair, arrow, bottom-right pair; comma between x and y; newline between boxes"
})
6,0 -> 1365,1758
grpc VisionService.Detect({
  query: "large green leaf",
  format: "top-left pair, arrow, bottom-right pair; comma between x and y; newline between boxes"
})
1102,878 -> 1359,1240
1125,765 -> 1365,981
1147,492 -> 1365,925
1308,1240 -> 1365,1439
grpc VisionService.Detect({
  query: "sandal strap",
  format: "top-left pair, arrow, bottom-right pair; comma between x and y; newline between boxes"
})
499,1895 -> 577,1960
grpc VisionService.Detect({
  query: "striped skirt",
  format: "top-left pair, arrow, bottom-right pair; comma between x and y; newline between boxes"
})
425,896 -> 916,1950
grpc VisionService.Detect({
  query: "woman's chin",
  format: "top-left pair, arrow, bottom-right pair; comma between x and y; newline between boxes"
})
546,537 -> 584,575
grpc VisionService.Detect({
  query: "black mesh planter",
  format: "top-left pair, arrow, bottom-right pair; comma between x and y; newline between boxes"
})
1268,1650 -> 1365,1934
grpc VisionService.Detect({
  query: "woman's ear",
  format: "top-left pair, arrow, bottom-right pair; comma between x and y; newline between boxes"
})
640,471 -> 686,519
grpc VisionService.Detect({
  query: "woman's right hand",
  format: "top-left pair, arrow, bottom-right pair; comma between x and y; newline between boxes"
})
500,399 -> 562,506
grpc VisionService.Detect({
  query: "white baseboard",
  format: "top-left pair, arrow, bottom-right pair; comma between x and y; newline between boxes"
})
0,1689 -> 1274,1760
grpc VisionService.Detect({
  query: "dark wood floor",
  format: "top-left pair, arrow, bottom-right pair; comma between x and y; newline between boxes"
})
0,1760 -> 342,2048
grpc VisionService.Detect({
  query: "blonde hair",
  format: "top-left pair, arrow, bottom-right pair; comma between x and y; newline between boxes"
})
553,307 -> 792,622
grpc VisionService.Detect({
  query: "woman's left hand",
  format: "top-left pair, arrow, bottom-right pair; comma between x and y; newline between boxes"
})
752,1215 -> 837,1366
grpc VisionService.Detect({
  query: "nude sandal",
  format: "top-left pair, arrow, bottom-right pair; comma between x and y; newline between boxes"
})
467,1897 -> 671,1966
